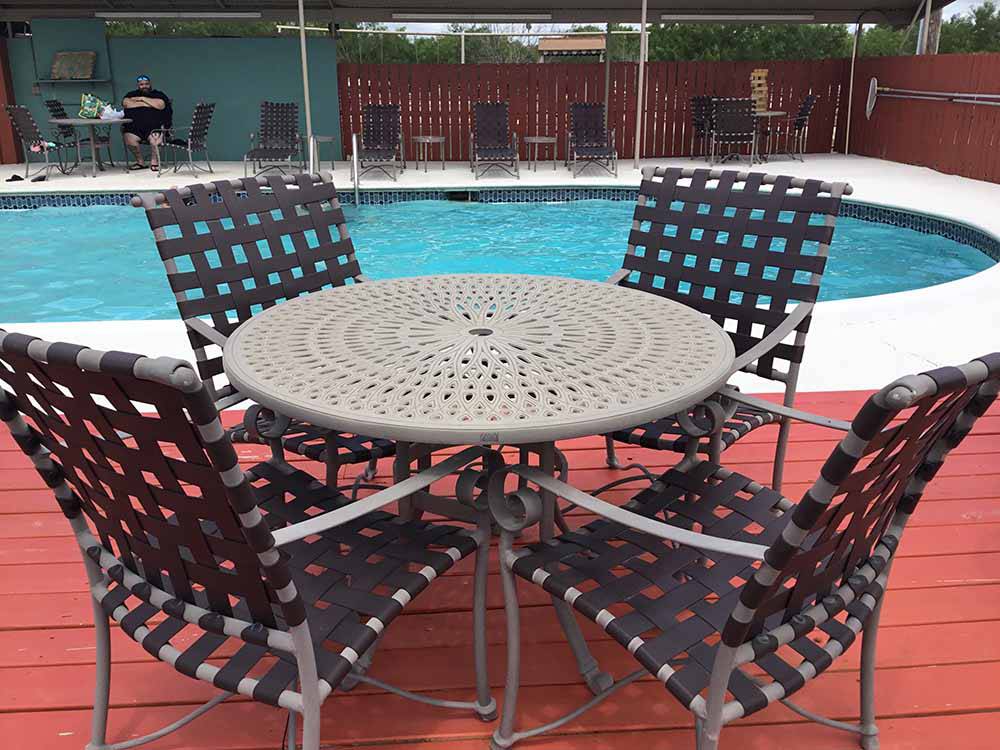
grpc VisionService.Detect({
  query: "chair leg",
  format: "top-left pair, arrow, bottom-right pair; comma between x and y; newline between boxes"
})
85,598 -> 112,750
771,417 -> 792,493
859,597 -> 884,750
604,435 -> 623,469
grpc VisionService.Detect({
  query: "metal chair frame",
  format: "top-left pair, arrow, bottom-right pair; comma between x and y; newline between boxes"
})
5,104 -> 72,179
133,172 -> 393,487
489,353 -> 1000,750
244,101 -> 304,178
470,102 -> 520,180
710,98 -> 758,165
567,103 -> 617,177
0,329 -> 497,750
156,102 -> 216,178
350,104 -> 406,183
603,167 -> 852,492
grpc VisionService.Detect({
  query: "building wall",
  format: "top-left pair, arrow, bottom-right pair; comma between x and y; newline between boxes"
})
6,21 -> 341,164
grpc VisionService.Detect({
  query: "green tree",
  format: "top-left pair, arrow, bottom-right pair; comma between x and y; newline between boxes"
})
647,23 -> 851,61
569,24 -> 641,61
939,1 -> 1000,53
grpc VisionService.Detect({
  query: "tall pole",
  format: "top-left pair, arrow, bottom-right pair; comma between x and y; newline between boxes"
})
632,0 -> 648,170
918,0 -> 932,54
461,29 -> 466,63
844,21 -> 862,155
604,23 -> 611,127
297,0 -> 314,172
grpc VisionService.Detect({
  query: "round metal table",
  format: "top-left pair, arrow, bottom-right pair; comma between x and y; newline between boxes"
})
49,117 -> 131,178
224,274 -> 735,447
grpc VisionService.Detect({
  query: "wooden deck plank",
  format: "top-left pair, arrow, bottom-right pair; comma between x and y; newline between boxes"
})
0,394 -> 998,750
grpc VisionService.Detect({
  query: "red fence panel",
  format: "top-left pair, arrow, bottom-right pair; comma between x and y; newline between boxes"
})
337,59 -> 849,163
848,53 -> 1000,183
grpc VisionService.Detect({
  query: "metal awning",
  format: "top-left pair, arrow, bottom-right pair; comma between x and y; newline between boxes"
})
1,0 -> 954,27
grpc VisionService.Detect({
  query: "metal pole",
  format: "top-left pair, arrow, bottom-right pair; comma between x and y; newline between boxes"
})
918,0 -> 932,54
844,21 -> 861,155
632,0 -> 648,170
604,23 -> 611,127
297,0 -> 314,172
461,30 -> 466,63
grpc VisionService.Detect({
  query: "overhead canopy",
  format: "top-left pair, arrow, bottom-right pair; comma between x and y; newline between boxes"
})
2,0 -> 951,28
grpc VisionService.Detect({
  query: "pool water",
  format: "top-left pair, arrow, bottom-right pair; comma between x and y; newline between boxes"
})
0,200 -> 993,323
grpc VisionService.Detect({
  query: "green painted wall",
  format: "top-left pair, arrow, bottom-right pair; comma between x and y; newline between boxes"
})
7,22 -> 341,163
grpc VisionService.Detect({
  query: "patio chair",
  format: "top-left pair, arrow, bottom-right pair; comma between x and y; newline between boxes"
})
349,103 -> 405,182
710,98 -> 757,164
470,102 -> 519,180
5,104 -> 71,180
0,330 -> 496,750
604,167 -> 851,491
156,101 -> 216,177
567,102 -> 617,177
773,93 -> 819,161
689,95 -> 714,160
244,101 -> 304,178
44,98 -> 115,171
133,172 -> 394,487
490,352 -> 1000,750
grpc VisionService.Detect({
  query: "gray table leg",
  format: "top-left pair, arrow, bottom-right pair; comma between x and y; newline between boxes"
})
89,125 -> 99,178
440,142 -> 445,171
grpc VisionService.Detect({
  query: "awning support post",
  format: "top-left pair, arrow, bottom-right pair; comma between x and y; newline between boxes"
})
297,0 -> 315,172
844,21 -> 861,154
632,0 -> 648,170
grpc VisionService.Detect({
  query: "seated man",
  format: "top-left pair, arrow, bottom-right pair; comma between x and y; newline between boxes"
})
122,74 -> 172,171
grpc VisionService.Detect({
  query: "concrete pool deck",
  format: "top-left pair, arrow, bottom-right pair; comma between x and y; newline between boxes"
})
1,154 -> 999,393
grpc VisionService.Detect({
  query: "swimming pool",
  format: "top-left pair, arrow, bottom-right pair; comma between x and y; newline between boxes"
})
0,199 -> 994,323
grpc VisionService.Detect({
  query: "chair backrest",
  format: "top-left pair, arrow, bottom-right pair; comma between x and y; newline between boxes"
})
6,105 -> 43,145
134,172 -> 363,403
618,167 -> 848,381
44,99 -> 76,140
188,102 -> 216,148
713,98 -> 755,144
793,94 -> 818,130
0,330 -> 302,634
569,102 -> 608,146
473,102 -> 511,149
722,354 -> 1000,651
362,104 -> 401,150
690,95 -> 713,135
259,101 -> 299,149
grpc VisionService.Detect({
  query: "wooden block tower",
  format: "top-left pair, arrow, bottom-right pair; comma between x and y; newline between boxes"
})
750,68 -> 769,113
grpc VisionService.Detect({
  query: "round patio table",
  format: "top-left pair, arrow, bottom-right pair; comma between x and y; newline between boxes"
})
49,117 -> 131,178
223,274 -> 735,448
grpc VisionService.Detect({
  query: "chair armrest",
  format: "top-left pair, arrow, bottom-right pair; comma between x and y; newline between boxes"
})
506,465 -> 768,560
719,386 -> 852,431
185,318 -> 228,348
729,302 -> 814,374
271,446 -> 489,546
606,268 -> 630,285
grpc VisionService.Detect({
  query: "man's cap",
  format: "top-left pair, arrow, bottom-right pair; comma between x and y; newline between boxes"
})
136,75 -> 150,82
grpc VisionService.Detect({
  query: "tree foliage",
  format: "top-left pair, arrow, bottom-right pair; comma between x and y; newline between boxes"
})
103,2 -> 1000,62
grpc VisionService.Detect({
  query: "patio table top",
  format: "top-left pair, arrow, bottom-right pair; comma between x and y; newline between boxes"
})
223,273 -> 735,445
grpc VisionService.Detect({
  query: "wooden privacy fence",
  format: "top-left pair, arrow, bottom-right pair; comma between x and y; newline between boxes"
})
848,53 -> 1000,184
338,59 -> 848,163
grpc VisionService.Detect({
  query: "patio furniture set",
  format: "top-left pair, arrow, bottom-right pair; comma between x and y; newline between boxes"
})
350,100 -> 618,183
2,167 -> 997,750
690,94 -> 818,164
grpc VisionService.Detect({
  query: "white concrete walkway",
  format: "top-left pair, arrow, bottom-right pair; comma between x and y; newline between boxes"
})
2,154 -> 999,393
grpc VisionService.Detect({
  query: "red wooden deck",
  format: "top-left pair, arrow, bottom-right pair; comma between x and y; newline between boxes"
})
3,389 -> 1000,750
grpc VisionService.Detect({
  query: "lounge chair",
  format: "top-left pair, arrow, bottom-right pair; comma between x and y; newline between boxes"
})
5,105 -> 72,180
133,172 -> 394,487
470,102 -> 519,180
0,329 -> 495,750
604,166 -> 851,491
349,103 -> 405,182
44,98 -> 114,172
490,351 -> 1000,750
567,102 -> 617,177
244,101 -> 303,177
710,97 -> 757,164
155,101 -> 216,177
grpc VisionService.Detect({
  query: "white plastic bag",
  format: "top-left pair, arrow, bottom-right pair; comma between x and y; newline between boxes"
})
99,104 -> 125,121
